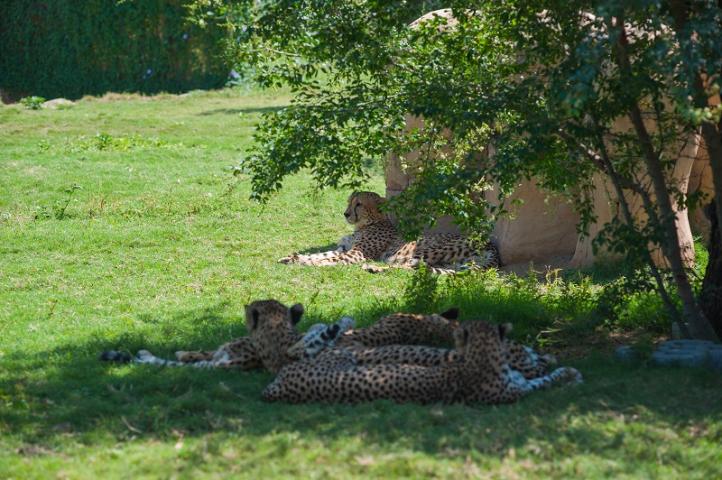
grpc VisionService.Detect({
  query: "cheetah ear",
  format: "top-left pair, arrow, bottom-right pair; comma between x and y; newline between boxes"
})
440,307 -> 459,320
289,303 -> 304,325
498,323 -> 512,340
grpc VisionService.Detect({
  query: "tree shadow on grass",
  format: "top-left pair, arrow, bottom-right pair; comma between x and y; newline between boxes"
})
295,243 -> 342,255
196,106 -> 285,116
3,299 -> 722,459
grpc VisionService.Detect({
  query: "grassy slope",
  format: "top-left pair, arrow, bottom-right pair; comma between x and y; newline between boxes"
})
1,90 -> 721,479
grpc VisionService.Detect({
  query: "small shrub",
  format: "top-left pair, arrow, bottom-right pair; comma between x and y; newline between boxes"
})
402,261 -> 439,313
597,269 -> 671,333
613,292 -> 670,333
20,96 -> 46,110
65,133 -> 177,152
34,184 -> 82,220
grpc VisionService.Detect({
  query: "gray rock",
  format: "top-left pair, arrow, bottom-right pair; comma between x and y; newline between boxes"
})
658,339 -> 714,351
708,346 -> 722,371
652,350 -> 708,367
43,98 -> 74,109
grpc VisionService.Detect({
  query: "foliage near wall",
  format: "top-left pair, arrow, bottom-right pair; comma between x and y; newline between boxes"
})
0,0 -> 229,100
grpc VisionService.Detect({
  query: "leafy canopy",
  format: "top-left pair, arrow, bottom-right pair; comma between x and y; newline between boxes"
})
204,0 -> 720,253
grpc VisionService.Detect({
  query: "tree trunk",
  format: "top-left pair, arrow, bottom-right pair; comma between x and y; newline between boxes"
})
667,0 -> 722,341
610,18 -> 719,340
628,103 -> 717,340
700,202 -> 722,338
700,122 -> 722,250
698,122 -> 722,340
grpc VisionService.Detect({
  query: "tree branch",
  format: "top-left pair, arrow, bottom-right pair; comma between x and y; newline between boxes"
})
609,14 -> 718,340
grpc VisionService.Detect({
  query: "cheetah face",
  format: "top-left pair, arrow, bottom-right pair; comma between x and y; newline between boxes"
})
245,299 -> 304,373
344,191 -> 385,226
454,320 -> 511,368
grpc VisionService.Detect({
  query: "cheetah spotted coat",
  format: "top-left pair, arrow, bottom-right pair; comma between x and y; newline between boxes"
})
279,191 -> 501,274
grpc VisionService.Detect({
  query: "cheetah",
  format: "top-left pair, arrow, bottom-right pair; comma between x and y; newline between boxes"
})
279,191 -> 501,274
116,299 -> 305,373
262,320 -> 582,404
287,307 -> 557,380
102,302 -> 554,381
100,303 -> 463,373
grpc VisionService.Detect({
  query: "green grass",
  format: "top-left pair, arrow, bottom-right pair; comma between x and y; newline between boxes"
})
1,89 -> 721,479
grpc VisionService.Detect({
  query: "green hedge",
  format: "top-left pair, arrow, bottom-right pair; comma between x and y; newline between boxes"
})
0,0 -> 229,100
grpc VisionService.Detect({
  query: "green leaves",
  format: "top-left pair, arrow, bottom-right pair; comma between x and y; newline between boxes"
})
232,0 -> 719,280
2,1 -> 230,99
19,96 -> 46,110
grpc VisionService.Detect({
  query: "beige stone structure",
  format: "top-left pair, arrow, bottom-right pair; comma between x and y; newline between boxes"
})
385,10 -> 711,271
385,115 -> 580,269
386,114 -> 704,272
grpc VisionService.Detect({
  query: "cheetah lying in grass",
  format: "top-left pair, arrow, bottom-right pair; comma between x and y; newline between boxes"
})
264,320 -> 582,405
279,191 -> 501,274
100,300 -> 303,372
100,301 -> 557,386
100,301 -> 467,373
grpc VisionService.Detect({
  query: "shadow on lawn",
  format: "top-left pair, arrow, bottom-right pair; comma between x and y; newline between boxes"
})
196,106 -> 285,116
3,300 -> 722,456
296,243 -> 343,255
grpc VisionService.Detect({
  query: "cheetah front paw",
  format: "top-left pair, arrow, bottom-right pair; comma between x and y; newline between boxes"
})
135,350 -> 155,363
541,353 -> 558,367
551,367 -> 583,385
278,254 -> 299,264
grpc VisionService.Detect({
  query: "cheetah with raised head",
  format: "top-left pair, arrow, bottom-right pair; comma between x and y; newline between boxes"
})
263,320 -> 582,404
112,304 -> 555,382
102,304 -> 465,372
279,191 -> 500,274
128,299 -> 305,373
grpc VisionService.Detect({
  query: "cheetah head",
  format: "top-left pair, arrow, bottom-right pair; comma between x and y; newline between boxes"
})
245,299 -> 304,373
454,320 -> 511,374
344,191 -> 386,227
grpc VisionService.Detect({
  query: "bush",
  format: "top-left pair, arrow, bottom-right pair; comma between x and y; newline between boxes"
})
19,96 -> 46,110
397,266 -> 602,344
0,0 -> 230,100
402,261 -> 439,313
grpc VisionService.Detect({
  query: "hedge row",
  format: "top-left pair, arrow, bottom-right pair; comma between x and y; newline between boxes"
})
0,0 -> 230,100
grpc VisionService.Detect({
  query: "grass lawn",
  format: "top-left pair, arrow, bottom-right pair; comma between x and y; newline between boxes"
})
1,88 -> 721,479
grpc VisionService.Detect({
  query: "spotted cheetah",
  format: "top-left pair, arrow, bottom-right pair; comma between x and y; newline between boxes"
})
101,304 -> 463,372
113,304 -> 555,381
129,299 -> 305,373
287,307 -> 557,379
263,320 -> 582,404
279,191 -> 501,274
130,307 -> 465,372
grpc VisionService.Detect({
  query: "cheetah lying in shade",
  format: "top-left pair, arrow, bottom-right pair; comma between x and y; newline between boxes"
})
100,302 -> 469,373
279,191 -> 501,274
263,320 -> 582,405
101,302 -> 557,386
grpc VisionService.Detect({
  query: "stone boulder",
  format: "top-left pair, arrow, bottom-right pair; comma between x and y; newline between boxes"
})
386,9 -> 706,271
42,98 -> 74,109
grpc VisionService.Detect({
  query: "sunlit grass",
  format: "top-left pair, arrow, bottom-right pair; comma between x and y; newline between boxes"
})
1,89 -> 720,479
